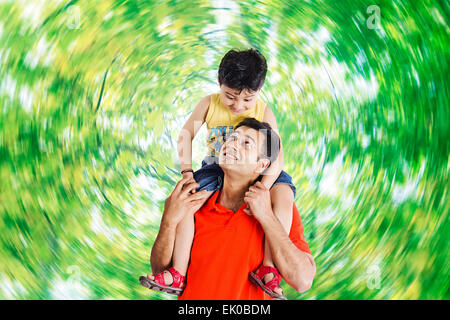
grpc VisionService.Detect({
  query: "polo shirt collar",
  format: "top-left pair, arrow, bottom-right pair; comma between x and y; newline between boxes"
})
207,189 -> 248,214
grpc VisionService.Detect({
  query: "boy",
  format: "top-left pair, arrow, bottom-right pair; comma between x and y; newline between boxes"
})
140,49 -> 296,300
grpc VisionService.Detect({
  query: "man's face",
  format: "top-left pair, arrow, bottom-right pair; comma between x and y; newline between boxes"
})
218,126 -> 269,175
219,83 -> 260,115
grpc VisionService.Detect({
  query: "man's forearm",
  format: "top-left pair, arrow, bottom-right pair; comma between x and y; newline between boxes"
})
150,219 -> 177,275
259,213 -> 316,292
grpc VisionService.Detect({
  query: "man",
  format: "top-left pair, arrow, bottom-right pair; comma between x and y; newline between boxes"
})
145,118 -> 315,299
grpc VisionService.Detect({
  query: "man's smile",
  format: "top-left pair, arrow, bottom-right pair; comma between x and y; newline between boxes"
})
222,146 -> 240,161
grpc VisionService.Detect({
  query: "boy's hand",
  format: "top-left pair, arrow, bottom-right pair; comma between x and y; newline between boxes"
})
182,171 -> 196,193
182,171 -> 194,180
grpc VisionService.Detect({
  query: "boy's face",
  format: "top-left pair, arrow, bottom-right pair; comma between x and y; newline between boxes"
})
219,82 -> 260,115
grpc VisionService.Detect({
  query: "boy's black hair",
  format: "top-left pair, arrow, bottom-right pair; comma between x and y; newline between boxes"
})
218,48 -> 267,93
234,117 -> 280,166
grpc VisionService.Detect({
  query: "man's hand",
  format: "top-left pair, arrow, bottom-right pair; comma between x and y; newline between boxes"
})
162,176 -> 210,227
243,181 -> 273,222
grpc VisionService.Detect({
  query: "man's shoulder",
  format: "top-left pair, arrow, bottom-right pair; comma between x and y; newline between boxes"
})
289,203 -> 311,255
194,189 -> 220,215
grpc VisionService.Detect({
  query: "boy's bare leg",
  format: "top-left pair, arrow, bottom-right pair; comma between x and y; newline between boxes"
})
147,191 -> 213,287
262,184 -> 294,294
172,211 -> 195,277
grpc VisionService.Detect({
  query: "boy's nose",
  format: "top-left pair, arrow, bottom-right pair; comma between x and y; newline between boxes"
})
233,100 -> 244,109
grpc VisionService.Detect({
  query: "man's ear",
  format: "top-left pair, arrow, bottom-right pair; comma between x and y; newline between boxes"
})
255,158 -> 270,175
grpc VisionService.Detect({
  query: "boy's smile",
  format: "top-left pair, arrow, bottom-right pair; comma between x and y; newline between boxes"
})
219,83 -> 260,114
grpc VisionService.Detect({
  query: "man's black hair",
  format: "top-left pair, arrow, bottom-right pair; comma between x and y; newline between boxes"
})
234,118 -> 281,166
218,48 -> 267,93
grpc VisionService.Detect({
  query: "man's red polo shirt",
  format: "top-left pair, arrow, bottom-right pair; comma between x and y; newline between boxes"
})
178,189 -> 311,300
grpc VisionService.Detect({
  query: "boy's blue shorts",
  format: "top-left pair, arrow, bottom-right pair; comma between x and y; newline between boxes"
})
193,160 -> 296,198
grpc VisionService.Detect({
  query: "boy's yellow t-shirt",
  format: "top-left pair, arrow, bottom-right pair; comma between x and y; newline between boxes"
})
204,93 -> 266,161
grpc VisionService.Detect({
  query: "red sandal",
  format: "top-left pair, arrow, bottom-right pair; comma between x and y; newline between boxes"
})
249,265 -> 287,300
139,267 -> 185,296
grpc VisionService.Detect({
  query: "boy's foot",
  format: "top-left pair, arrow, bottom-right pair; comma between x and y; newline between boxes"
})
249,265 -> 287,300
139,267 -> 185,296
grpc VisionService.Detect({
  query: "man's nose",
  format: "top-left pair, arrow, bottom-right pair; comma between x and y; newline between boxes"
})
227,139 -> 240,152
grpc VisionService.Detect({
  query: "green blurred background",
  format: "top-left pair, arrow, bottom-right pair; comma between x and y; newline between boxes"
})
0,0 -> 448,299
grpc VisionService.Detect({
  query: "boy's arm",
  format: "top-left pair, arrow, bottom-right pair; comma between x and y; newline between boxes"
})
177,95 -> 211,173
261,105 -> 284,188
